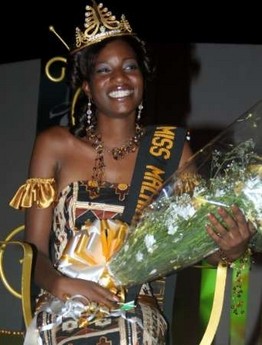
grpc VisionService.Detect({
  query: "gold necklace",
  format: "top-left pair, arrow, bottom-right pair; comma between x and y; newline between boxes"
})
86,124 -> 145,198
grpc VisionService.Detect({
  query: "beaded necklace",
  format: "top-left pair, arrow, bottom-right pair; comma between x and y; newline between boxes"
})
86,124 -> 145,197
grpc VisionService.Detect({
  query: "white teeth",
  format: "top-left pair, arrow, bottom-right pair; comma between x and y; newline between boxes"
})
109,90 -> 133,98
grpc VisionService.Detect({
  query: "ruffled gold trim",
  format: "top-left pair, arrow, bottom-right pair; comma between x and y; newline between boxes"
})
9,178 -> 56,209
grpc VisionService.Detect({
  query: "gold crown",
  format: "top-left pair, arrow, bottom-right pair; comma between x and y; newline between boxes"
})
71,1 -> 134,53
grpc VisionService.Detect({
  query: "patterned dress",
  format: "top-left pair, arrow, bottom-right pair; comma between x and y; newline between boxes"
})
14,180 -> 167,345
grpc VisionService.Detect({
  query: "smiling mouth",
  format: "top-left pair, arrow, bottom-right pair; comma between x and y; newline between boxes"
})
109,90 -> 133,98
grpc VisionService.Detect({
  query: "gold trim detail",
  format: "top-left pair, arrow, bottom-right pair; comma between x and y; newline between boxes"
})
0,225 -> 33,328
9,178 -> 56,210
45,56 -> 67,83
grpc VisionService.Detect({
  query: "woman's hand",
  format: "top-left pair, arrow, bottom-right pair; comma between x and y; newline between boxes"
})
206,204 -> 256,265
52,275 -> 120,310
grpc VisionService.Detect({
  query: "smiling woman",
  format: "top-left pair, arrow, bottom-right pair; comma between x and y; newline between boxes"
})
8,2 -> 256,345
9,2 -> 184,344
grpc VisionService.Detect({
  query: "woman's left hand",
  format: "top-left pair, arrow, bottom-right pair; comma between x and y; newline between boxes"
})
206,204 -> 256,264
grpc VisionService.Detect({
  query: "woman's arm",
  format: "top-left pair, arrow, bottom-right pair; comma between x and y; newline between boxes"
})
24,127 -> 120,308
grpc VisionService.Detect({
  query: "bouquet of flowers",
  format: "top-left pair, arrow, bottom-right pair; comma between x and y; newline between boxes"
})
57,100 -> 262,290
106,100 -> 262,287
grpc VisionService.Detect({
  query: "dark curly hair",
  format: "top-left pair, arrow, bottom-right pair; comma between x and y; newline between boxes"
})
66,35 -> 154,138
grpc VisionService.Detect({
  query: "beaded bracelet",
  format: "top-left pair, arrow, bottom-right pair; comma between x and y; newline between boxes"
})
218,249 -> 234,267
219,248 -> 253,315
218,248 -> 252,267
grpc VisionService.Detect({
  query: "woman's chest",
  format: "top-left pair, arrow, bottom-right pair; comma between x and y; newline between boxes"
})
57,144 -> 137,194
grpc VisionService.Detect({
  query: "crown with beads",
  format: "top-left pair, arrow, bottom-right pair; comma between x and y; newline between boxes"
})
68,1 -> 134,53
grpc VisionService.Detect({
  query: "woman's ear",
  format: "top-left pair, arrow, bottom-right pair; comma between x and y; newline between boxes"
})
82,81 -> 90,97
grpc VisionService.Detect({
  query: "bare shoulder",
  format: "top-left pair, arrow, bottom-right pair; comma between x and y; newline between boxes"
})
33,126 -> 74,152
36,125 -> 71,143
29,126 -> 76,176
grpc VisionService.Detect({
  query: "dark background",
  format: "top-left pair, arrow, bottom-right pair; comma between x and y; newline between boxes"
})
1,0 -> 262,64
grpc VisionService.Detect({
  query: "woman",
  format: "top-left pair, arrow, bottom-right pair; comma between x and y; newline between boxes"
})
10,2 -> 255,344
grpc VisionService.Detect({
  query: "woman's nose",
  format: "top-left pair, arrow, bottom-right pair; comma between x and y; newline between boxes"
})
111,68 -> 127,82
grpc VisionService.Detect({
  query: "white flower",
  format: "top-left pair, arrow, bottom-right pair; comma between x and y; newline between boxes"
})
136,251 -> 144,262
169,202 -> 195,220
124,244 -> 129,252
167,223 -> 178,235
144,234 -> 157,253
149,269 -> 157,275
214,188 -> 226,197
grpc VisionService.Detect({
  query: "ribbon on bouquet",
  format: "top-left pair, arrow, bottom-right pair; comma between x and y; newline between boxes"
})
57,218 -> 129,287
56,218 -> 130,314
37,294 -> 136,331
23,294 -> 136,345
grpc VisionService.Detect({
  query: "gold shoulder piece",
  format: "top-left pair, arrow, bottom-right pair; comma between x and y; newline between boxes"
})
9,178 -> 56,210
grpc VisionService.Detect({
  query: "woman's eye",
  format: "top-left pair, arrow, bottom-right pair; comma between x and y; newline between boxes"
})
125,63 -> 138,71
95,66 -> 110,74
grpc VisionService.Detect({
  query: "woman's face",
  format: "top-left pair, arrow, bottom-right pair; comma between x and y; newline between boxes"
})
83,39 -> 144,118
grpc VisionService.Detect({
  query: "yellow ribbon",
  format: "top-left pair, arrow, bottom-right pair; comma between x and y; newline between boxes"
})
57,219 -> 129,298
9,178 -> 56,209
199,261 -> 228,345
